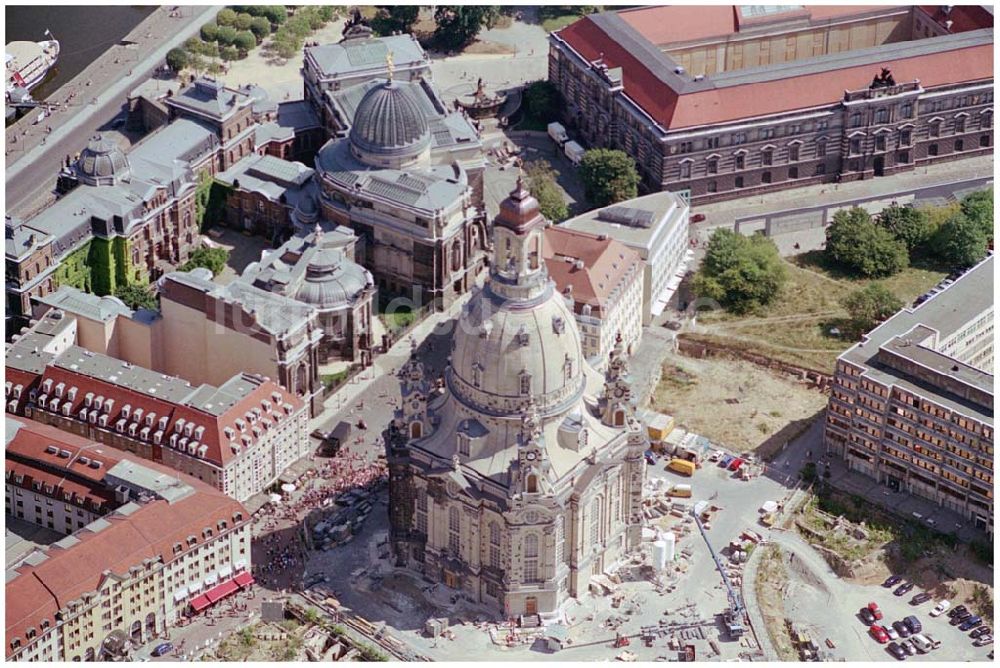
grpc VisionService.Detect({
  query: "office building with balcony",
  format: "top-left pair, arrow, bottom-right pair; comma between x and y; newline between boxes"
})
824,255 -> 994,536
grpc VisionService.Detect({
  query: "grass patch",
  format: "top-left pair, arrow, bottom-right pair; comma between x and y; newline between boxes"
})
695,256 -> 947,372
541,13 -> 583,32
321,370 -> 350,390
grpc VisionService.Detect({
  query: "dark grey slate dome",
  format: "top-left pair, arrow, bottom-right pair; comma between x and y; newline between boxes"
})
349,80 -> 430,158
294,249 -> 371,309
77,134 -> 130,186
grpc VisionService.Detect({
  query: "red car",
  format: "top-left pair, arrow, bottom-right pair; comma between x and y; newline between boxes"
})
870,625 -> 890,643
728,458 -> 744,471
691,213 -> 706,223
868,602 -> 884,620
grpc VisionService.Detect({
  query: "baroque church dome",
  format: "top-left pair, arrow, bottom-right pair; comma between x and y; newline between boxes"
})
293,248 -> 371,310
449,177 -> 586,417
349,79 -> 430,163
77,134 -> 130,186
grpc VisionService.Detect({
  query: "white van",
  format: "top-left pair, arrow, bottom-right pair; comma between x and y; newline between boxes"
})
910,634 -> 940,653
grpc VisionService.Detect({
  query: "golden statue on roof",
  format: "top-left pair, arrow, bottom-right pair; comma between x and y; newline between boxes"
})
386,49 -> 395,81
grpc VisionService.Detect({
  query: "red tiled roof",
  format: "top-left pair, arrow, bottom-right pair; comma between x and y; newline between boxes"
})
543,227 -> 642,312
616,6 -> 906,47
557,12 -> 994,129
617,5 -> 738,45
25,362 -> 304,467
4,367 -> 41,414
5,419 -> 248,657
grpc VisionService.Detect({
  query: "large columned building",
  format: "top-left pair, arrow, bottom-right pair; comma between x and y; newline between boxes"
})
386,179 -> 647,617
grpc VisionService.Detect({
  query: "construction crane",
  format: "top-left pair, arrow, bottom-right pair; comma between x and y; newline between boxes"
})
693,511 -> 745,638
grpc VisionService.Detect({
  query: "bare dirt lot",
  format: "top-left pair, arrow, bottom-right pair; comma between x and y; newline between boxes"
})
650,351 -> 828,454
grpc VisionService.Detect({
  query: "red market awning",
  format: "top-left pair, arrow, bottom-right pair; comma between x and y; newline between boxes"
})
189,594 -> 211,612
205,579 -> 239,603
234,572 -> 255,588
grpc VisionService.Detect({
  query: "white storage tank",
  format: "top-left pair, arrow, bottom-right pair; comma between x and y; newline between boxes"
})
652,540 -> 667,570
663,531 -> 676,561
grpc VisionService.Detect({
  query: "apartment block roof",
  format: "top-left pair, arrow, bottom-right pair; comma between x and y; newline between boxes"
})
840,254 -> 994,423
554,7 -> 994,130
6,317 -> 306,468
164,76 -> 253,121
559,190 -> 688,252
543,227 -> 643,311
5,417 -> 248,658
306,33 -> 427,80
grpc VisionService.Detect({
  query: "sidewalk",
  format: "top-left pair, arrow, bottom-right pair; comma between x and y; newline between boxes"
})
5,6 -> 220,175
307,294 -> 472,433
694,155 -> 994,233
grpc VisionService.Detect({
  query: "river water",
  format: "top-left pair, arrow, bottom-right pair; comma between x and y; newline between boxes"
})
5,5 -> 154,101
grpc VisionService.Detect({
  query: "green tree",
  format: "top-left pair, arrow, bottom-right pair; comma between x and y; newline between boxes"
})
165,47 -> 189,72
261,5 -> 288,25
234,12 -> 254,31
216,25 -> 239,46
840,283 -> 903,337
433,6 -> 502,50
220,45 -> 241,61
114,283 -> 158,311
523,80 -> 560,122
372,6 -> 420,35
524,160 -> 568,223
201,21 -> 220,42
692,229 -> 787,315
180,247 -> 230,275
578,148 -> 640,207
216,8 -> 238,26
877,204 -> 932,252
249,15 -> 272,40
959,188 -> 994,240
825,207 -> 909,277
930,213 -> 989,270
233,30 -> 257,53
269,30 -> 301,60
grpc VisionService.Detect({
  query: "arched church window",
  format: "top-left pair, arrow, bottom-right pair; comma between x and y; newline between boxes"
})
526,474 -> 538,493
410,421 -> 422,439
524,533 -> 539,558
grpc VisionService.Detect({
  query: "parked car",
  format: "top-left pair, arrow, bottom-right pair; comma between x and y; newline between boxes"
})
644,449 -> 659,465
973,635 -> 994,647
930,600 -> 951,617
691,213 -> 706,223
910,592 -> 933,605
894,582 -> 915,597
910,633 -> 938,653
970,626 -> 991,639
959,616 -> 983,632
860,607 -> 877,625
883,575 -> 904,588
871,625 -> 890,643
885,625 -> 900,641
951,611 -> 973,626
152,643 -> 174,657
892,621 -> 912,638
868,602 -> 884,620
948,605 -> 968,619
900,640 -> 916,656
887,641 -> 907,660
904,616 -> 922,634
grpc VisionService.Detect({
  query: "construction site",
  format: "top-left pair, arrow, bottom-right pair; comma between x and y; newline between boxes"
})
283,435 -> 809,663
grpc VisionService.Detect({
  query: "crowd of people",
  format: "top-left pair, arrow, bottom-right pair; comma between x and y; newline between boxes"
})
248,447 -> 388,590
